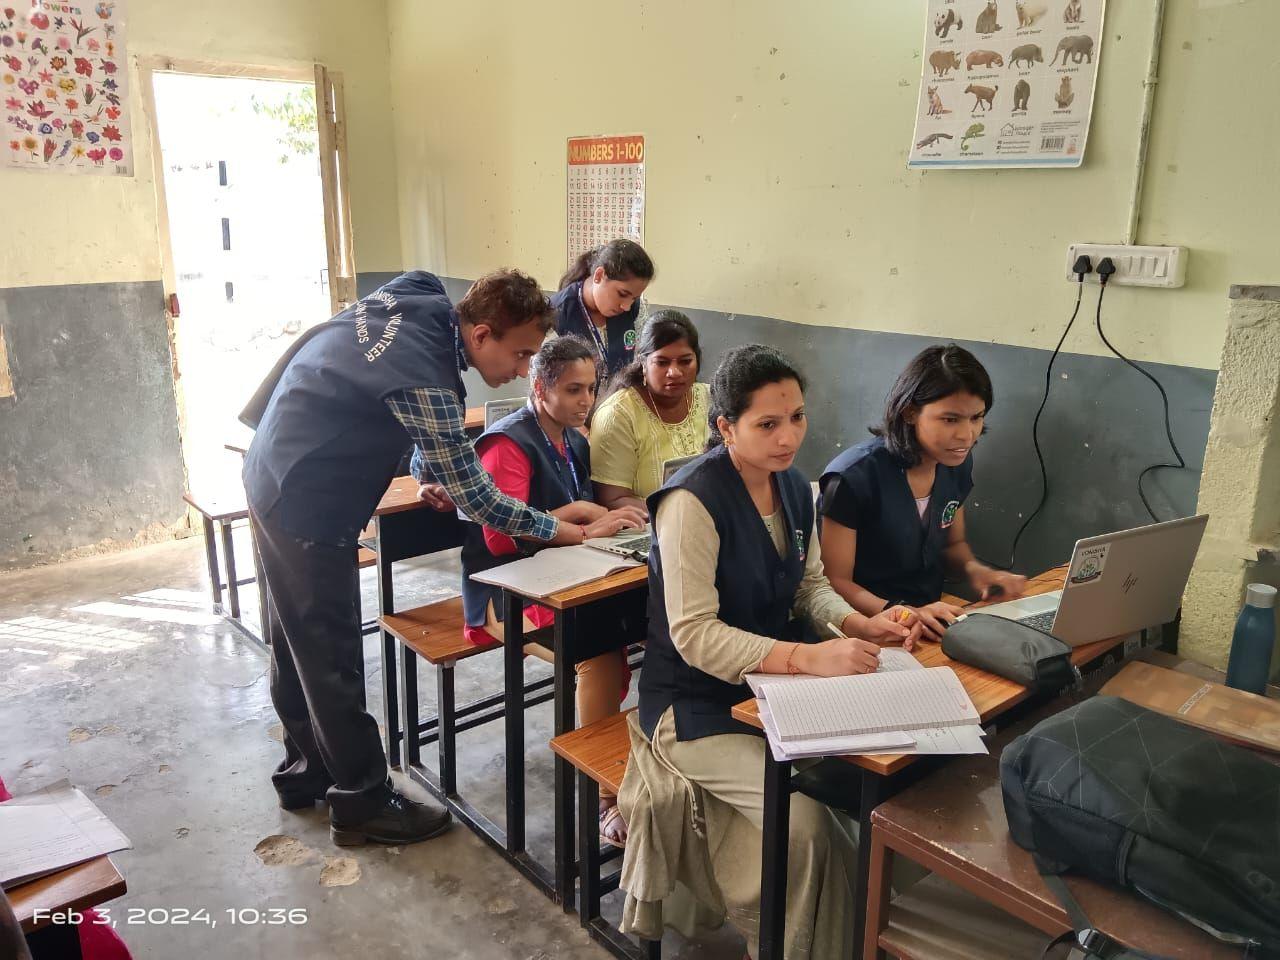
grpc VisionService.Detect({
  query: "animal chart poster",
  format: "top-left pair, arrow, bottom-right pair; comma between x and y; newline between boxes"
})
907,0 -> 1105,169
2,0 -> 131,175
567,134 -> 645,263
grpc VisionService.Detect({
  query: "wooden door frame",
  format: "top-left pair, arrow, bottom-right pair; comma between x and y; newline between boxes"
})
137,56 -> 355,492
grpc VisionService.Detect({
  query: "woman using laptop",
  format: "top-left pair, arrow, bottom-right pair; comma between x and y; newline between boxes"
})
461,336 -> 646,845
818,344 -> 1026,641
590,311 -> 710,514
552,239 -> 655,382
627,344 -> 920,957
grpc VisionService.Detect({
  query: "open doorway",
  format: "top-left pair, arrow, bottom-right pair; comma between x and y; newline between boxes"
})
143,61 -> 355,502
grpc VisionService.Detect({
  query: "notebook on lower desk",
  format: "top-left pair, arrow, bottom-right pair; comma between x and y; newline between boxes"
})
469,544 -> 641,599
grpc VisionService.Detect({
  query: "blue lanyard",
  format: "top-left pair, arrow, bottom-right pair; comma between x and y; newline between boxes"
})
534,420 -> 583,501
576,283 -> 609,365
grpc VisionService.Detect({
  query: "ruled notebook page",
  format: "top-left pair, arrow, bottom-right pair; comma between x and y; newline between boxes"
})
764,666 -> 979,741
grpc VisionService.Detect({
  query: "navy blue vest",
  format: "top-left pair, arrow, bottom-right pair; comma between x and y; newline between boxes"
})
818,436 -> 973,608
639,445 -> 815,741
241,272 -> 466,546
550,281 -> 638,378
460,405 -> 592,627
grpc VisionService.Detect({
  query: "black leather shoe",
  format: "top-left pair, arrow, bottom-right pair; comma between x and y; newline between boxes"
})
330,791 -> 452,846
276,782 -> 334,811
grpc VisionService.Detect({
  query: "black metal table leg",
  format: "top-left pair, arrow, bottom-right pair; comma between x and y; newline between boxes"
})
553,607 -> 578,911
577,770 -> 601,926
200,515 -> 222,610
220,519 -> 240,620
437,663 -> 457,796
375,517 -> 400,769
503,588 -> 526,855
26,920 -> 82,959
758,750 -> 792,960
852,769 -> 885,952
400,643 -> 420,770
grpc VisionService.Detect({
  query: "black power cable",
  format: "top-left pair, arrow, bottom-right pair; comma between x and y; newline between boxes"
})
1003,255 -> 1093,569
1093,257 -> 1188,521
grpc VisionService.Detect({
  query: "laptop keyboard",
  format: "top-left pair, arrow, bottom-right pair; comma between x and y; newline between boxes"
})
1019,610 -> 1058,633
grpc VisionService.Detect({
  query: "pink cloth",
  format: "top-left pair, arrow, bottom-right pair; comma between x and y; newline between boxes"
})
0,776 -> 133,959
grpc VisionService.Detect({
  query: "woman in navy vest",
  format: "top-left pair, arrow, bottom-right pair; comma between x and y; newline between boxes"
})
242,270 -> 598,849
818,345 -> 1027,642
461,336 -> 646,844
634,345 -> 920,957
551,239 -> 654,381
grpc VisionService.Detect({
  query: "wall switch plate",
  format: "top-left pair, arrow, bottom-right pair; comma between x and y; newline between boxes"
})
1066,244 -> 1187,288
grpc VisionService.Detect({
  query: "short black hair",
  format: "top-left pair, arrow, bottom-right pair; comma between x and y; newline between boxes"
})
872,344 -> 993,465
456,268 -> 554,336
708,344 -> 807,449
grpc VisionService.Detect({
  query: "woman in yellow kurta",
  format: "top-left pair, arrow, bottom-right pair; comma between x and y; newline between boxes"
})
590,311 -> 711,512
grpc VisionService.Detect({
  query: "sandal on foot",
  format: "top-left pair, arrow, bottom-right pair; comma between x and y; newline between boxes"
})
599,804 -> 628,848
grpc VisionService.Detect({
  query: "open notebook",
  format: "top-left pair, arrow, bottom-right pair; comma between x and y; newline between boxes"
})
468,545 -> 641,599
764,666 -> 979,742
744,646 -> 921,697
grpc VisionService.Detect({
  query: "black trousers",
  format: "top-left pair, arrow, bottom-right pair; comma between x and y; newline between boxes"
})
251,508 -> 388,821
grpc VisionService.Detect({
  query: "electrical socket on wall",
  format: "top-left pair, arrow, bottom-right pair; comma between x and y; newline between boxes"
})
1066,244 -> 1187,288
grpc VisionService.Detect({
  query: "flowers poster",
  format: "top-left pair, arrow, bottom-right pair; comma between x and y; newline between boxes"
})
2,0 -> 131,174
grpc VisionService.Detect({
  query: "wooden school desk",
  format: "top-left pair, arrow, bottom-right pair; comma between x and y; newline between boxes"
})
731,567 -> 1135,960
497,566 -> 649,906
863,653 -> 1250,960
10,856 -> 126,959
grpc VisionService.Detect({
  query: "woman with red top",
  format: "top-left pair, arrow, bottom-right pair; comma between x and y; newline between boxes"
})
460,335 -> 646,845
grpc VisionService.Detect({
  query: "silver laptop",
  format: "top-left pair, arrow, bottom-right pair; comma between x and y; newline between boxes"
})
484,397 -> 526,429
585,525 -> 652,562
977,514 -> 1208,646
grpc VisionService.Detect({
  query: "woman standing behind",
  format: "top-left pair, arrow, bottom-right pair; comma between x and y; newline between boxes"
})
552,239 -> 655,381
590,311 -> 710,513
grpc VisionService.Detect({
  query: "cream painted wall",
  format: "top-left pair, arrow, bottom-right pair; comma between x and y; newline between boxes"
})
1,0 -> 400,288
386,0 -> 1279,370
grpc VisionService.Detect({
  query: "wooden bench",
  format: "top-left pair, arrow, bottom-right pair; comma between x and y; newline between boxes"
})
550,711 -> 659,960
380,597 -> 555,797
183,491 -> 252,620
185,493 -> 378,645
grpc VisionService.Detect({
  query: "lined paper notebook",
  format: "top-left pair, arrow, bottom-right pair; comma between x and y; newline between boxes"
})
468,545 -> 640,599
744,647 -> 922,698
765,666 -> 979,742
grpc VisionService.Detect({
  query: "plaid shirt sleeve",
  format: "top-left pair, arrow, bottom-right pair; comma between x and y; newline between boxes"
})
385,387 -> 559,542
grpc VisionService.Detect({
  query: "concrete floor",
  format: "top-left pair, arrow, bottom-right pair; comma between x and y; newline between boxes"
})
0,530 -> 744,959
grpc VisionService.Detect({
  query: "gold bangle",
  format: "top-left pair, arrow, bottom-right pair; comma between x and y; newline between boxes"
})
784,643 -> 801,676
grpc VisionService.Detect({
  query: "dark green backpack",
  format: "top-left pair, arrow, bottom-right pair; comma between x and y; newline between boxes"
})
1001,696 -> 1280,959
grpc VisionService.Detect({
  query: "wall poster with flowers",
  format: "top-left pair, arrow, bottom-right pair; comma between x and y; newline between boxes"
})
2,0 -> 130,174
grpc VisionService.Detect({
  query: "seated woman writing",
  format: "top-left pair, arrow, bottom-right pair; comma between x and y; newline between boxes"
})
819,344 -> 1027,641
626,344 -> 920,958
460,335 -> 646,846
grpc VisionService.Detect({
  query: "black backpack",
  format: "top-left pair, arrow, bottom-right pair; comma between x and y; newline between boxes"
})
1000,696 -> 1280,959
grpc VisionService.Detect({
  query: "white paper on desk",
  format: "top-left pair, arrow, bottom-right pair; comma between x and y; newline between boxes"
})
907,724 -> 988,756
468,544 -> 641,599
759,701 -> 915,761
744,647 -> 922,698
758,703 -> 987,761
0,779 -> 132,889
